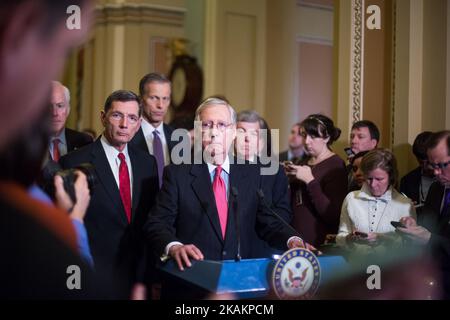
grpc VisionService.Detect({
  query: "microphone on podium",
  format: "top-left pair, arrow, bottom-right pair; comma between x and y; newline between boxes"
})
231,187 -> 241,262
256,189 -> 303,239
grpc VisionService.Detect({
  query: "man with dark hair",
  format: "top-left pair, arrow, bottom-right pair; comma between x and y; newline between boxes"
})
0,0 -> 98,298
398,130 -> 450,299
49,81 -> 93,162
350,120 -> 380,155
347,120 -> 380,190
131,73 -> 177,187
60,90 -> 159,298
400,131 -> 435,208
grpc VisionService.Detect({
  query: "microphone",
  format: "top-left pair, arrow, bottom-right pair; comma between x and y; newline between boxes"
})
231,186 -> 241,262
256,189 -> 303,240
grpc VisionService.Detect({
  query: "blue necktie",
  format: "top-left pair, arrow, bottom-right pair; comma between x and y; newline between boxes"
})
152,130 -> 164,188
442,188 -> 450,217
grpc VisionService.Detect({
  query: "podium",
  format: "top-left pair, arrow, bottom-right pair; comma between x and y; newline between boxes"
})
159,255 -> 348,299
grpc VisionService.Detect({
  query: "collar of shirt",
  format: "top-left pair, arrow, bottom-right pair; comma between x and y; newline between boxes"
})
49,129 -> 67,147
207,156 -> 231,176
49,129 -> 67,158
141,118 -> 164,139
359,184 -> 393,203
100,134 -> 130,160
100,135 -> 133,196
141,119 -> 170,165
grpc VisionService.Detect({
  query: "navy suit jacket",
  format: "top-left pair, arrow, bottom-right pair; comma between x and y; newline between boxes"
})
60,138 -> 159,297
65,127 -> 94,153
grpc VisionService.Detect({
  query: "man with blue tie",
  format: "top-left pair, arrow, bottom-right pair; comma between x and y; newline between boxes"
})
130,73 -> 177,188
398,130 -> 450,299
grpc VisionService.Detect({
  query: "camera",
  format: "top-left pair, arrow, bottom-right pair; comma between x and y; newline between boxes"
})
57,163 -> 96,204
41,162 -> 96,204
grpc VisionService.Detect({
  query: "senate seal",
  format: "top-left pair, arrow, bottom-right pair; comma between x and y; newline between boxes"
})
272,248 -> 321,299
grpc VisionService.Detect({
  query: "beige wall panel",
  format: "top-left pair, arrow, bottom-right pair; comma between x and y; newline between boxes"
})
363,0 -> 391,149
224,13 -> 256,111
422,0 -> 447,131
298,41 -> 333,120
205,0 -> 266,115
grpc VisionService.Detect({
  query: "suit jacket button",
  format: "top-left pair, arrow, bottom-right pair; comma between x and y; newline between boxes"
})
222,251 -> 227,256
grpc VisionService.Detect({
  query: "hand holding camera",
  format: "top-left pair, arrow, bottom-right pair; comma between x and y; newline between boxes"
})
54,170 -> 91,222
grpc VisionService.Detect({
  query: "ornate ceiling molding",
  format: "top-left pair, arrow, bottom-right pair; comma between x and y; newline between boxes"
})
95,3 -> 186,27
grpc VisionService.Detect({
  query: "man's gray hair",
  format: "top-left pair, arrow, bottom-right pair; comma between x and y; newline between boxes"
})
52,81 -> 71,106
237,110 -> 266,129
62,85 -> 70,105
194,97 -> 237,124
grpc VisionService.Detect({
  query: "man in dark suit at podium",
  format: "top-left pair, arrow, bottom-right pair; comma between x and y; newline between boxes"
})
144,98 -> 316,299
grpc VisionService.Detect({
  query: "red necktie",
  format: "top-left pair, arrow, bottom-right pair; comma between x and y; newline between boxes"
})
118,153 -> 132,223
213,166 -> 228,238
52,138 -> 60,162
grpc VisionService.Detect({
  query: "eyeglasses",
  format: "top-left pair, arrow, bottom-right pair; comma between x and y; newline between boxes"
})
109,112 -> 140,124
428,160 -> 450,170
201,121 -> 232,132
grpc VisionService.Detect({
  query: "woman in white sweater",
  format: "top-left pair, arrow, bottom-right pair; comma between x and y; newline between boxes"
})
336,149 -> 416,252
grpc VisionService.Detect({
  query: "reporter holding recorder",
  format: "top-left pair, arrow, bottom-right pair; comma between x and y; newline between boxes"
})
336,149 -> 416,253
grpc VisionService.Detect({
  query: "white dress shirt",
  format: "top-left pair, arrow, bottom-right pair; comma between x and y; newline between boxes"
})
141,119 -> 170,166
49,129 -> 68,160
100,135 -> 133,198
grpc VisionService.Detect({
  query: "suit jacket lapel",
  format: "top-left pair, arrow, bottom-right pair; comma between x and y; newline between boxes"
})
163,124 -> 174,155
129,146 -> 141,223
65,128 -> 74,153
223,162 -> 249,244
134,128 -> 150,154
191,164 -> 224,244
91,139 -> 128,225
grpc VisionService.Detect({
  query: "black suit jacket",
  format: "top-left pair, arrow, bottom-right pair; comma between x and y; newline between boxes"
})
251,159 -> 293,257
65,127 -> 94,153
130,124 -> 179,163
60,138 -> 159,297
145,160 -> 296,260
279,150 -> 289,163
144,160 -> 296,299
420,182 -> 450,298
400,167 -> 422,204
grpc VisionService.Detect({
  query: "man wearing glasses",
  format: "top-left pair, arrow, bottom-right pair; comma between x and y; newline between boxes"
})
397,130 -> 450,299
145,98 -> 316,299
60,90 -> 159,298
